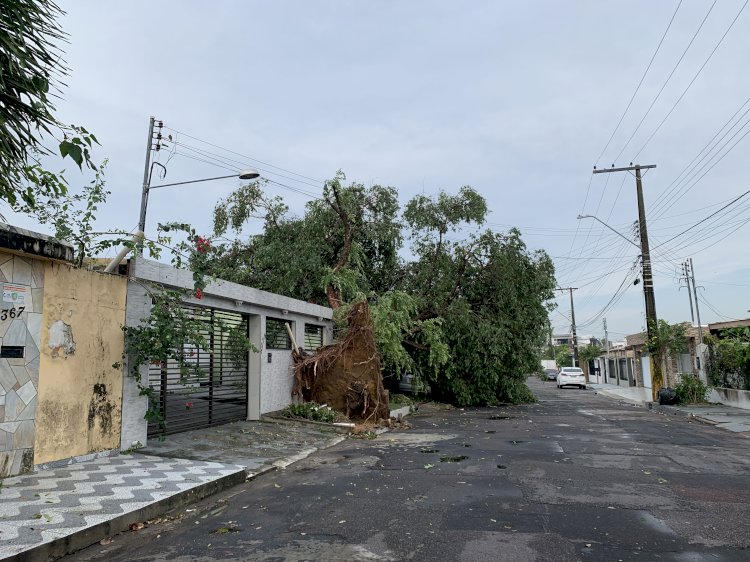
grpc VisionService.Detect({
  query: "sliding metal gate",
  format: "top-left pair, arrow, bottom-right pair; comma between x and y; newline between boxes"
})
147,305 -> 250,436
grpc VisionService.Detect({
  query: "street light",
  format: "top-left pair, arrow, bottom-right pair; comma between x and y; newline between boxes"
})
576,215 -> 639,249
137,168 -> 260,238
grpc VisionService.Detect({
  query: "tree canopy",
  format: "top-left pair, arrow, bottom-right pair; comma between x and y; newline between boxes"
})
1,0 -> 97,207
202,174 -> 556,406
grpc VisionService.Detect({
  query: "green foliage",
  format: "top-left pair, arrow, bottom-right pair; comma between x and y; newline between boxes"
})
207,175 -> 555,407
0,0 -> 98,206
280,402 -> 338,423
579,343 -> 603,364
674,374 -> 710,404
648,320 -> 688,357
411,227 -> 555,406
553,345 -> 573,368
706,328 -> 750,390
369,291 -> 449,380
206,172 -> 402,307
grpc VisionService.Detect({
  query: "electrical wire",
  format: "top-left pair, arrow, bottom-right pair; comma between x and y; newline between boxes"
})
612,0 -> 718,163
632,0 -> 750,160
650,95 -> 750,217
653,188 -> 750,249
595,0 -> 683,166
163,126 -> 324,184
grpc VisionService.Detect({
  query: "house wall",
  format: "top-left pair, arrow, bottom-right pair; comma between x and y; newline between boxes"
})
0,254 -> 45,477
709,388 -> 750,411
122,258 -> 334,444
33,265 -> 127,465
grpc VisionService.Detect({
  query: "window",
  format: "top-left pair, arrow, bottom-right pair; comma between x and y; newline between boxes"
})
266,318 -> 291,350
304,324 -> 323,352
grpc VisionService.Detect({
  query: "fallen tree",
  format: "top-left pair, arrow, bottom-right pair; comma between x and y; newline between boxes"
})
290,301 -> 389,421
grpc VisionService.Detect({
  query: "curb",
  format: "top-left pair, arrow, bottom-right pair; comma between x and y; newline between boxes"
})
11,467 -> 247,562
648,403 -> 721,427
260,415 -> 353,434
592,389 -> 649,408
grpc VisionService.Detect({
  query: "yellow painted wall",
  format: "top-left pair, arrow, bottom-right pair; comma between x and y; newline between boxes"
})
34,264 -> 127,464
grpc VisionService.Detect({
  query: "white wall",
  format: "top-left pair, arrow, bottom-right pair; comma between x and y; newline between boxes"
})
709,388 -> 750,411
124,258 -> 335,435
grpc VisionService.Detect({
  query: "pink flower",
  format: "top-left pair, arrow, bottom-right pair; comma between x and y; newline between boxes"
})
196,237 -> 210,253
185,401 -> 194,409
195,288 -> 203,299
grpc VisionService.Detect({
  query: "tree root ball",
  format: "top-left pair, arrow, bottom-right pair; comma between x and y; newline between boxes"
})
292,301 -> 389,422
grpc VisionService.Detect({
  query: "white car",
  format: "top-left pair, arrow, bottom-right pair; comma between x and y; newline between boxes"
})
557,367 -> 586,389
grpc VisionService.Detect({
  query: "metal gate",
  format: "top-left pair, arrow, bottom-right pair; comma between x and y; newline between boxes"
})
148,305 -> 250,436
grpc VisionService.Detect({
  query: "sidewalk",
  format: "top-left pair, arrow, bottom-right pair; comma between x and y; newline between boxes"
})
588,382 -> 750,434
0,419 -> 346,561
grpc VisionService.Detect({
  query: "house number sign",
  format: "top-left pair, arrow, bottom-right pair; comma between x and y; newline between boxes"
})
0,307 -> 25,321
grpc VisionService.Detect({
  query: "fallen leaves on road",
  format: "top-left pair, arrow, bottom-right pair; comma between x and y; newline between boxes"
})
129,522 -> 145,531
99,537 -> 114,545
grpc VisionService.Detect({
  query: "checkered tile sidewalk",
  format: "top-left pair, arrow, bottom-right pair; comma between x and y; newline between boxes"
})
0,453 -> 243,560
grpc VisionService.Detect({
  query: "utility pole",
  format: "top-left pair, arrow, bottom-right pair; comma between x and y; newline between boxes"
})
687,257 -> 707,382
556,287 -> 579,368
688,258 -> 704,346
593,163 -> 660,399
137,116 -> 158,255
681,261 -> 695,324
603,318 -> 610,384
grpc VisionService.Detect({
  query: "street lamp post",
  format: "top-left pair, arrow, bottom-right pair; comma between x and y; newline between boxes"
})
137,169 -> 260,237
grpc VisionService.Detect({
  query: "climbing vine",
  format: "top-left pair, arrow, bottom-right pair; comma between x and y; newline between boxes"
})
117,227 -> 257,430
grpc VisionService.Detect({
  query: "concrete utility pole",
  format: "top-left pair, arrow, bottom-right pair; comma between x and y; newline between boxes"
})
687,257 -> 708,382
137,116 -> 157,255
593,164 -> 659,399
556,287 -> 579,368
603,317 -> 610,384
688,258 -> 704,346
681,262 -> 695,324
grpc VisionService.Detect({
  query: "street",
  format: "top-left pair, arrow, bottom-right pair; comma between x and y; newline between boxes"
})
68,379 -> 750,561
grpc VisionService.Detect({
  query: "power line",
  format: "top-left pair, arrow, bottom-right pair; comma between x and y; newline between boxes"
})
653,188 -> 750,249
612,0 -> 718,162
650,95 -> 750,217
595,0 -> 683,165
163,126 -> 324,185
632,0 -> 750,160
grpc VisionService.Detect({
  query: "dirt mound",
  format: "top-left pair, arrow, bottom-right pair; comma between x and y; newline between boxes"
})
291,301 -> 389,421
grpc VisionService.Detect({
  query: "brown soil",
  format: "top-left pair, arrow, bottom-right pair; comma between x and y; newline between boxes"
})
292,301 -> 389,422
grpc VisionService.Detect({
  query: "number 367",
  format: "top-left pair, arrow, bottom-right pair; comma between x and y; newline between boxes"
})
1,307 -> 25,321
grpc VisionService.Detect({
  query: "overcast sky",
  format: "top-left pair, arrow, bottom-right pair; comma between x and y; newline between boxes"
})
9,0 -> 750,340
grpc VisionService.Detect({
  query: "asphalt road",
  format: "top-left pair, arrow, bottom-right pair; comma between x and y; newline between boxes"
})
68,378 -> 750,561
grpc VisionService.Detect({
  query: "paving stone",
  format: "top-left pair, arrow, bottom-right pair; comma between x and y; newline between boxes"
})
3,319 -> 27,347
4,389 -> 18,422
16,396 -> 36,422
32,289 -> 44,313
11,366 -> 30,388
11,258 -> 32,286
26,312 -> 42,351
30,261 -> 44,290
0,454 -> 244,559
0,261 -> 13,286
12,420 -> 35,449
15,380 -> 35,406
0,360 -> 16,393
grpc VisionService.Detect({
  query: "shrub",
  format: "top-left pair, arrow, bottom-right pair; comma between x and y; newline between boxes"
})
674,375 -> 710,405
280,402 -> 338,423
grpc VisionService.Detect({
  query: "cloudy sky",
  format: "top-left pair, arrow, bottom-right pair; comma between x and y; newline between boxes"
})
9,0 -> 750,340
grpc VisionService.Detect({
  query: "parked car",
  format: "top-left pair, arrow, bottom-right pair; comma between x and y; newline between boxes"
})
557,367 -> 586,389
544,368 -> 558,381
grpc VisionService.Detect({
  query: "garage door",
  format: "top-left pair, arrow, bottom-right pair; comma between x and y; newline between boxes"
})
147,305 -> 250,436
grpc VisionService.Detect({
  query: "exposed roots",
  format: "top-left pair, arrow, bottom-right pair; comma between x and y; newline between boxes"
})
291,301 -> 389,422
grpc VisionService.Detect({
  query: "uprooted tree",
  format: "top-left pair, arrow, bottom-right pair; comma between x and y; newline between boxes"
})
200,172 -> 556,415
291,301 -> 388,421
